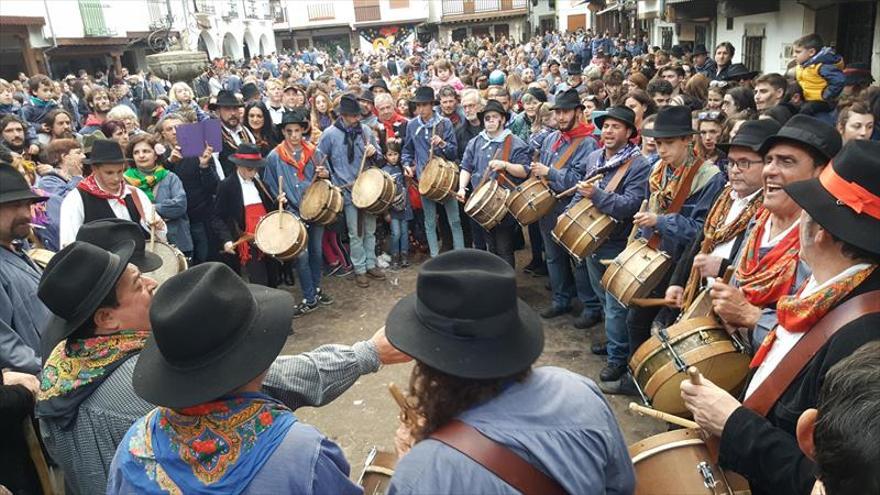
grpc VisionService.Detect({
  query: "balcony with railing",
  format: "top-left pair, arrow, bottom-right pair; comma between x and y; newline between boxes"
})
222,0 -> 239,21
147,0 -> 169,29
244,0 -> 260,19
196,0 -> 216,15
354,0 -> 381,23
307,3 -> 335,21
78,0 -> 116,37
269,0 -> 285,22
441,0 -> 528,20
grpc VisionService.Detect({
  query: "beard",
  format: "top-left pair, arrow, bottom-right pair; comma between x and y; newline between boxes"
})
222,115 -> 240,128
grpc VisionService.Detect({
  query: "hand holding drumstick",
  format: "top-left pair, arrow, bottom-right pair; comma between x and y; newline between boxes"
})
680,366 -> 742,437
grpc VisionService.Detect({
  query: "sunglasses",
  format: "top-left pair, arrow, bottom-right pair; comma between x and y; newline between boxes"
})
697,111 -> 724,121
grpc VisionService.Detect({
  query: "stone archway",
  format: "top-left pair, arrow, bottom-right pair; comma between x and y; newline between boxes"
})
243,31 -> 257,60
259,33 -> 270,55
197,30 -> 218,59
222,32 -> 241,60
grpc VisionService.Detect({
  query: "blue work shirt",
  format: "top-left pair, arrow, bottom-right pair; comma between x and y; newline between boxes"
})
0,244 -> 51,373
460,131 -> 531,190
316,122 -> 384,206
536,130 -> 599,231
263,143 -> 327,214
401,112 -> 457,179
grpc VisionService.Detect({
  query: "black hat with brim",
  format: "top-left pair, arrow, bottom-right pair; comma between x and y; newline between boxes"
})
716,119 -> 781,154
479,99 -> 508,123
385,249 -> 544,379
722,63 -> 759,82
76,218 -> 163,273
358,90 -> 375,104
338,94 -> 361,116
133,263 -> 295,408
693,44 -> 709,56
550,88 -> 584,111
82,139 -> 131,165
411,86 -> 436,104
594,106 -> 637,132
277,108 -> 310,133
641,105 -> 698,138
369,79 -> 390,92
0,165 -> 48,204
228,143 -> 266,168
785,140 -> 880,256
758,114 -> 842,161
209,90 -> 243,110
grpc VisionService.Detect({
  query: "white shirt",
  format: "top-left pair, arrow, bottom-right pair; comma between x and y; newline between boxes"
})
744,262 -> 873,398
59,182 -> 160,248
265,103 -> 285,126
237,172 -> 262,205
761,216 -> 799,249
709,189 -> 762,269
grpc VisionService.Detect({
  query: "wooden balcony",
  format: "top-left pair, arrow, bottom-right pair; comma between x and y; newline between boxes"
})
307,3 -> 335,21
354,0 -> 381,23
441,0 -> 528,22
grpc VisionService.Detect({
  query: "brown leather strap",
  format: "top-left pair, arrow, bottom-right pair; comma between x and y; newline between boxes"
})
430,420 -> 568,495
125,185 -> 147,222
496,135 -> 513,184
602,157 -> 636,193
743,290 -> 880,417
647,160 -> 704,250
551,136 -> 586,169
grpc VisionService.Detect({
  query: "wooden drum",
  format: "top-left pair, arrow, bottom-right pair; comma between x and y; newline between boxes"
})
353,168 -> 396,215
506,177 -> 557,226
630,429 -> 750,495
601,238 -> 671,306
254,210 -> 308,261
144,241 -> 188,285
300,179 -> 343,225
418,157 -> 458,202
357,447 -> 397,495
26,248 -> 55,269
629,316 -> 750,416
465,180 -> 510,230
551,197 -> 617,262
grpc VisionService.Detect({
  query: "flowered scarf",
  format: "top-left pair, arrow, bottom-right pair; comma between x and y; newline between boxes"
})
117,392 -> 295,494
648,144 -> 700,211
77,174 -> 127,206
551,122 -> 593,152
37,330 -> 148,428
735,208 -> 800,307
274,141 -> 314,181
592,142 -> 642,177
333,118 -> 364,163
124,166 -> 169,202
751,264 -> 876,368
381,112 -> 408,140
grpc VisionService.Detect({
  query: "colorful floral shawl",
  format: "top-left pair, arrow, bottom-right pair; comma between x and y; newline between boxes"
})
124,166 -> 169,202
735,208 -> 800,307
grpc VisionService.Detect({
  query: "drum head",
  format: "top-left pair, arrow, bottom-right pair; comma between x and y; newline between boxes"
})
353,169 -> 385,209
145,241 -> 185,285
301,181 -> 329,219
255,211 -> 303,255
649,348 -> 750,416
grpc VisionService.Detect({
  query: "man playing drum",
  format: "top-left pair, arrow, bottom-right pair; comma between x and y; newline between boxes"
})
566,106 -> 652,385
457,100 -> 531,267
530,88 -> 603,329
402,86 -> 463,258
264,109 -> 334,316
317,94 -> 386,288
681,140 -> 880,495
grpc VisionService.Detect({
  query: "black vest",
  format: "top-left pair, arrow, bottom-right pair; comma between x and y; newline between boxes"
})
78,188 -> 142,224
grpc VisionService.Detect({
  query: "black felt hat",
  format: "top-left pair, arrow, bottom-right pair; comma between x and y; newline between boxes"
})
82,139 -> 130,165
369,79 -> 389,93
228,143 -> 266,168
210,90 -> 243,109
338,94 -> 361,116
641,105 -> 697,138
785,140 -> 880,256
479,99 -> 508,123
38,240 -> 135,358
716,119 -> 781,154
0,165 -> 48,205
525,86 -> 547,103
567,63 -> 582,76
358,90 -> 375,104
277,108 -> 310,132
133,262 -> 295,408
76,218 -> 163,273
411,86 -> 436,104
722,63 -> 759,82
385,249 -> 543,379
241,82 -> 260,100
693,44 -> 709,56
550,89 -> 584,111
594,106 -> 637,132
758,114 -> 842,161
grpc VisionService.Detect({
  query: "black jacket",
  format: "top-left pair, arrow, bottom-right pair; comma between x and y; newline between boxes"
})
456,120 -> 483,161
669,226 -> 749,288
719,268 -> 880,495
165,154 -> 220,223
210,172 -> 276,245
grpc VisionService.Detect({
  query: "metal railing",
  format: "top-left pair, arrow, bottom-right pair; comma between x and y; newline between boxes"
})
307,3 -> 335,21
196,0 -> 216,14
441,0 -> 527,16
78,0 -> 115,37
147,0 -> 168,29
354,3 -> 381,22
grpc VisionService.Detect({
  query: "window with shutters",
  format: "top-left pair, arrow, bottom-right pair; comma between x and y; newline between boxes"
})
390,0 -> 410,8
78,0 -> 112,37
742,24 -> 765,74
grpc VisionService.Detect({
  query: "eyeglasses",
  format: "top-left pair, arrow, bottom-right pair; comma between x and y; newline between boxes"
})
729,158 -> 764,170
697,111 -> 724,121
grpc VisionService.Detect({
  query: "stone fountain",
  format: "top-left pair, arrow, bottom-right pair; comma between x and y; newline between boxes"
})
145,32 -> 209,83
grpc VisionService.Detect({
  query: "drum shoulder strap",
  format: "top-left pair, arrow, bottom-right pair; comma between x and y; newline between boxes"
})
501,135 -> 513,162
742,290 -> 880,417
125,185 -> 146,221
602,157 -> 636,193
666,160 -> 704,215
430,420 -> 568,495
551,137 -> 586,170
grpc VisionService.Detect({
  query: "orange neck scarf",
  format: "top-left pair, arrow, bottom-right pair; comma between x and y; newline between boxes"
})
735,208 -> 800,307
275,140 -> 314,180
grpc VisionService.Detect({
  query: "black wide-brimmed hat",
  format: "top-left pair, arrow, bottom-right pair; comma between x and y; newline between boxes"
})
241,82 -> 260,101
134,262 -> 295,408
76,218 -> 162,273
716,119 -> 781,154
722,63 -> 759,82
369,79 -> 389,92
758,114 -> 842,161
568,63 -> 582,76
525,86 -> 547,103
38,240 -> 135,358
479,99 -> 508,123
548,59 -> 560,68
82,139 -> 130,165
595,106 -> 637,132
641,105 -> 697,138
277,108 -> 310,132
386,249 -> 543,379
338,94 -> 361,116
843,63 -> 874,86
693,44 -> 709,56
0,165 -> 48,205
550,88 -> 584,111
358,89 -> 375,104
785,140 -> 880,256
228,143 -> 266,168
210,90 -> 243,109
411,86 -> 436,104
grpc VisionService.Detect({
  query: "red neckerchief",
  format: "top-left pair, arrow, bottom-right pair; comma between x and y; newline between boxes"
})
274,141 -> 314,180
76,174 -> 126,206
735,208 -> 800,307
381,112 -> 408,139
551,122 -> 592,152
83,114 -> 104,127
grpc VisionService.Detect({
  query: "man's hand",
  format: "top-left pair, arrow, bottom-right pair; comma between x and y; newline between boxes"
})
198,145 -> 214,168
35,163 -> 54,176
2,370 -> 40,396
577,181 -> 596,199
488,159 -> 506,172
364,143 -> 377,158
404,165 -> 414,178
530,162 -> 550,178
430,134 -> 445,148
277,191 -> 288,207
693,254 -> 723,279
370,326 -> 412,365
316,165 -> 330,179
456,187 -> 467,203
710,281 -> 761,329
665,285 -> 684,308
633,211 -> 658,227
27,144 -> 40,157
169,146 -> 183,164
395,422 -> 416,458
223,241 -> 236,254
680,371 -> 741,437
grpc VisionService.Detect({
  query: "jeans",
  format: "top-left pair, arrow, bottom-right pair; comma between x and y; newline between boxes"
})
343,203 -> 376,274
389,218 -> 409,255
295,223 -> 324,303
470,218 -> 487,250
422,195 -> 464,257
626,270 -> 675,360
485,221 -> 516,268
189,221 -> 210,264
585,255 -> 629,366
527,222 -> 544,263
540,223 -> 602,315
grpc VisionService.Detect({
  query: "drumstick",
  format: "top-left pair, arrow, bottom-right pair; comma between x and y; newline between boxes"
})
630,298 -> 675,308
629,402 -> 700,430
687,366 -> 702,385
277,175 -> 284,228
23,418 -> 55,495
497,173 -> 518,189
149,209 -> 156,252
427,121 -> 437,164
554,174 -> 603,199
389,383 -> 415,424
627,199 -> 648,245
229,233 -> 254,249
358,131 -> 371,176
475,147 -> 504,191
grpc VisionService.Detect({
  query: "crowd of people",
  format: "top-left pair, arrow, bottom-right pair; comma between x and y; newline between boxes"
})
2,27 -> 880,495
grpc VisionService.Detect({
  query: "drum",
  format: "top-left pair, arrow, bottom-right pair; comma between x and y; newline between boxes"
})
144,241 -> 188,285
601,238 -> 671,306
353,168 -> 396,215
629,316 -> 750,416
506,177 -> 557,226
300,179 -> 343,225
418,157 -> 458,202
551,197 -> 617,262
26,248 -> 55,269
357,447 -> 397,495
465,180 -> 510,230
254,210 -> 308,261
630,429 -> 751,495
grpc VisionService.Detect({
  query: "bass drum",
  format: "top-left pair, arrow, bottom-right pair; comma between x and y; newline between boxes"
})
630,429 -> 751,495
357,447 -> 397,495
418,157 -> 458,202
629,317 -> 750,416
551,197 -> 617,262
465,180 -> 510,231
254,210 -> 308,261
300,179 -> 343,225
353,168 -> 396,215
601,238 -> 671,306
506,177 -> 557,226
144,241 -> 188,285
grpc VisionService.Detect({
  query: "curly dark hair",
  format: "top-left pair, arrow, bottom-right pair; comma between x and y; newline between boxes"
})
406,362 -> 530,442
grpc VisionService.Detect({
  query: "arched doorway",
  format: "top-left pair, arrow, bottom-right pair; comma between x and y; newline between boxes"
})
259,34 -> 270,55
243,31 -> 257,60
197,31 -> 218,59
222,32 -> 241,60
